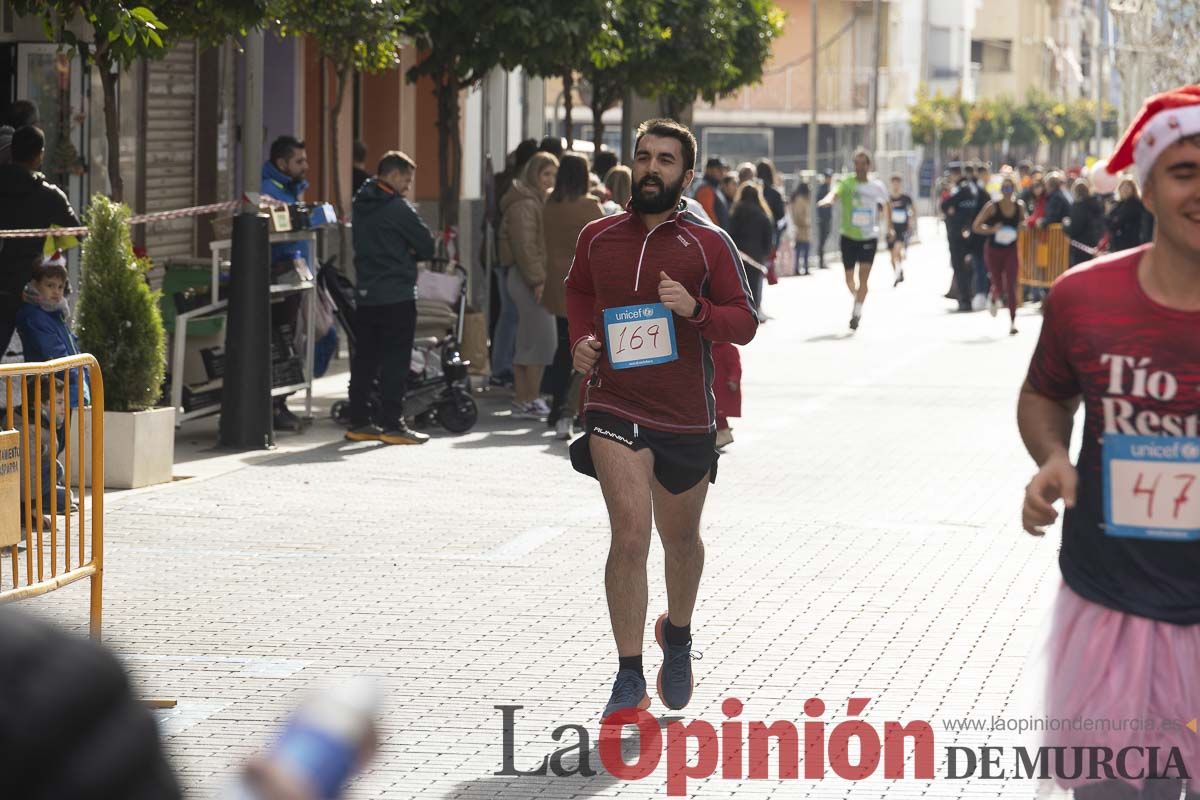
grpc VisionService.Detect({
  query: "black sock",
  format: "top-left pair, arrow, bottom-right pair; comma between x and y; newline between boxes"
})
618,655 -> 643,676
665,619 -> 690,646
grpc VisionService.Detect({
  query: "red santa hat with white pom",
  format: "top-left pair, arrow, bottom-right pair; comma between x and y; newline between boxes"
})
1100,84 -> 1200,187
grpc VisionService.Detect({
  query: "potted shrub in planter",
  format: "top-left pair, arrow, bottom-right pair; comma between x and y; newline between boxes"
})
76,194 -> 173,489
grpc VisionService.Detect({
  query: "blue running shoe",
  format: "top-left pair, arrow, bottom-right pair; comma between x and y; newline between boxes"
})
655,612 -> 697,710
603,668 -> 650,719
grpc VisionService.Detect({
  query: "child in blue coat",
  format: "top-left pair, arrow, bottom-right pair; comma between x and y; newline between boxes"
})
15,257 -> 90,407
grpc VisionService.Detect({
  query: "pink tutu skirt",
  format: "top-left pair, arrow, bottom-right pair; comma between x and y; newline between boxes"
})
1046,582 -> 1200,792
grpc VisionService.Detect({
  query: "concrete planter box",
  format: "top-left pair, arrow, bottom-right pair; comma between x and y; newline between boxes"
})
71,407 -> 175,489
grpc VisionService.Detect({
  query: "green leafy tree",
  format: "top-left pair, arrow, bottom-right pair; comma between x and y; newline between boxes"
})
965,97 -> 1012,158
271,0 -> 414,262
1024,90 -> 1071,164
909,86 -> 968,186
12,1 -> 268,202
76,195 -> 165,412
909,86 -> 967,149
149,0 -> 270,44
724,0 -> 785,103
648,0 -> 785,119
11,1 -> 167,202
1063,98 -> 1119,153
578,0 -> 668,152
1007,103 -> 1044,156
406,2 -> 549,227
518,1 -> 624,150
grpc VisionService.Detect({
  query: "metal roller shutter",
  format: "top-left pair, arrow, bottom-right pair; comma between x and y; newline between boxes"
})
142,41 -> 196,260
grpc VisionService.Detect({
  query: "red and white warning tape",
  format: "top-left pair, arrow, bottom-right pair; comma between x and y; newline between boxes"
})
1068,238 -> 1104,257
0,199 -> 240,239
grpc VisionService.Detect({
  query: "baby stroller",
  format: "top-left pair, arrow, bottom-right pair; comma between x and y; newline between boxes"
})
320,257 -> 478,434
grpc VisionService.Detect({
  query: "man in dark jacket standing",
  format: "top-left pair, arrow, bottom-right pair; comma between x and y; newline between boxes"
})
814,170 -> 833,268
345,151 -> 436,446
940,171 -> 982,311
0,126 -> 80,354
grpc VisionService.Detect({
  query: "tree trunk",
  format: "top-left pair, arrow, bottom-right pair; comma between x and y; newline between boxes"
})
562,71 -> 574,150
99,53 -> 123,202
663,95 -> 685,121
435,72 -> 462,230
590,82 -> 617,153
330,62 -> 350,267
592,101 -> 606,153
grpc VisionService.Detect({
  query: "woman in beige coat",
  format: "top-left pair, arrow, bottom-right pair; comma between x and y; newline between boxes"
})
789,183 -> 813,275
499,152 -> 558,419
541,153 -> 603,439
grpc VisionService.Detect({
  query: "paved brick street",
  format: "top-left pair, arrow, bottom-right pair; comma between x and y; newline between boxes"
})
31,219 -> 1075,799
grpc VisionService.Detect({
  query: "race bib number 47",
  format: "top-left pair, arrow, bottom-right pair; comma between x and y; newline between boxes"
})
1103,434 -> 1200,541
603,303 -> 678,370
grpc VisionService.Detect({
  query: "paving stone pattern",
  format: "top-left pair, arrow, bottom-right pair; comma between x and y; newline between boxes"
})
30,221 -> 1073,799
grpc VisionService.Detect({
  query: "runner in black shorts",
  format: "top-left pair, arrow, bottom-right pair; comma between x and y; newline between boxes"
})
563,119 -> 757,720
570,412 -> 718,495
887,175 -> 915,286
840,236 -> 878,273
819,148 -> 890,330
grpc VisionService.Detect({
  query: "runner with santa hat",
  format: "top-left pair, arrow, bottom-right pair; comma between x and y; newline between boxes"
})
1019,85 -> 1200,799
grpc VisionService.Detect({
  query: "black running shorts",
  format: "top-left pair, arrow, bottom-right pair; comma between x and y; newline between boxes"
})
840,235 -> 878,269
888,224 -> 908,246
569,411 -> 718,495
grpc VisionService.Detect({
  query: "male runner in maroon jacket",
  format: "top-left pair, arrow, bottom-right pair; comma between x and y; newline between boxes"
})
565,119 -> 757,717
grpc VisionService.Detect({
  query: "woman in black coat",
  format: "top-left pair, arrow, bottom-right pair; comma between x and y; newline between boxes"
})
728,181 -> 775,320
756,160 -> 787,241
1066,179 -> 1106,268
1105,177 -> 1152,253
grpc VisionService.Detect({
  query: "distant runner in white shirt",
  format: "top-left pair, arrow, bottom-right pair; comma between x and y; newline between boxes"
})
818,148 -> 890,330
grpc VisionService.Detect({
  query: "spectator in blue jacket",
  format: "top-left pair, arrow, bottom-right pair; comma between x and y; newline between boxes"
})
15,257 -> 89,407
261,135 -> 310,265
261,135 -> 310,432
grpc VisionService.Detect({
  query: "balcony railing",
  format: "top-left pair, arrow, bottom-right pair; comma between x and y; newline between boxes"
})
704,65 -> 910,115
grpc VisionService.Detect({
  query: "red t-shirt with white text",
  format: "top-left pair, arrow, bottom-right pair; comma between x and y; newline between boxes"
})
1027,245 -> 1200,623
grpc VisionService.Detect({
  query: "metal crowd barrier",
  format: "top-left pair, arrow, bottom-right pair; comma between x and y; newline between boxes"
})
1018,223 -> 1070,289
0,355 -> 104,639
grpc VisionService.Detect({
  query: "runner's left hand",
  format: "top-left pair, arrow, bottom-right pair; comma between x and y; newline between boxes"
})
658,271 -> 695,316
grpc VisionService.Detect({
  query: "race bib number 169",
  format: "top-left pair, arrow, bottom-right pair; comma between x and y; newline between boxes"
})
1103,434 -> 1200,541
603,303 -> 678,370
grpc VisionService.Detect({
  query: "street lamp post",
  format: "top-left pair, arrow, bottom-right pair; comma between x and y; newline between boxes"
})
867,0 -> 882,152
1093,0 -> 1105,157
810,0 -> 820,255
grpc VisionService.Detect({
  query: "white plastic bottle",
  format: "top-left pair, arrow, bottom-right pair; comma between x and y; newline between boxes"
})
229,678 -> 381,800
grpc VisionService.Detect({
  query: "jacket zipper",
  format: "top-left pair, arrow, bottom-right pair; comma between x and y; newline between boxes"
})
634,219 -> 674,292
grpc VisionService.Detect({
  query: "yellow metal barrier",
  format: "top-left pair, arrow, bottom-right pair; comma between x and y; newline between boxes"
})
1018,223 -> 1070,289
0,355 -> 104,639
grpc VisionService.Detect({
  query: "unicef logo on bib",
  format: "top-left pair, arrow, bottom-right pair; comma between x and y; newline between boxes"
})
602,303 -> 679,370
1103,434 -> 1200,541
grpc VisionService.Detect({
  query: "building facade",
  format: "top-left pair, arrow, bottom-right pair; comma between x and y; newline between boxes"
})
1,4 -> 539,286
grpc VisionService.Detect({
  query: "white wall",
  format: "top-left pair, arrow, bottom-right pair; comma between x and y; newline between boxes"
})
524,74 -> 545,141
926,0 -> 980,99
462,82 -> 483,200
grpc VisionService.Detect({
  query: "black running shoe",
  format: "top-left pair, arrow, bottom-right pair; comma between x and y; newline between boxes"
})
603,668 -> 650,719
654,613 -> 698,710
